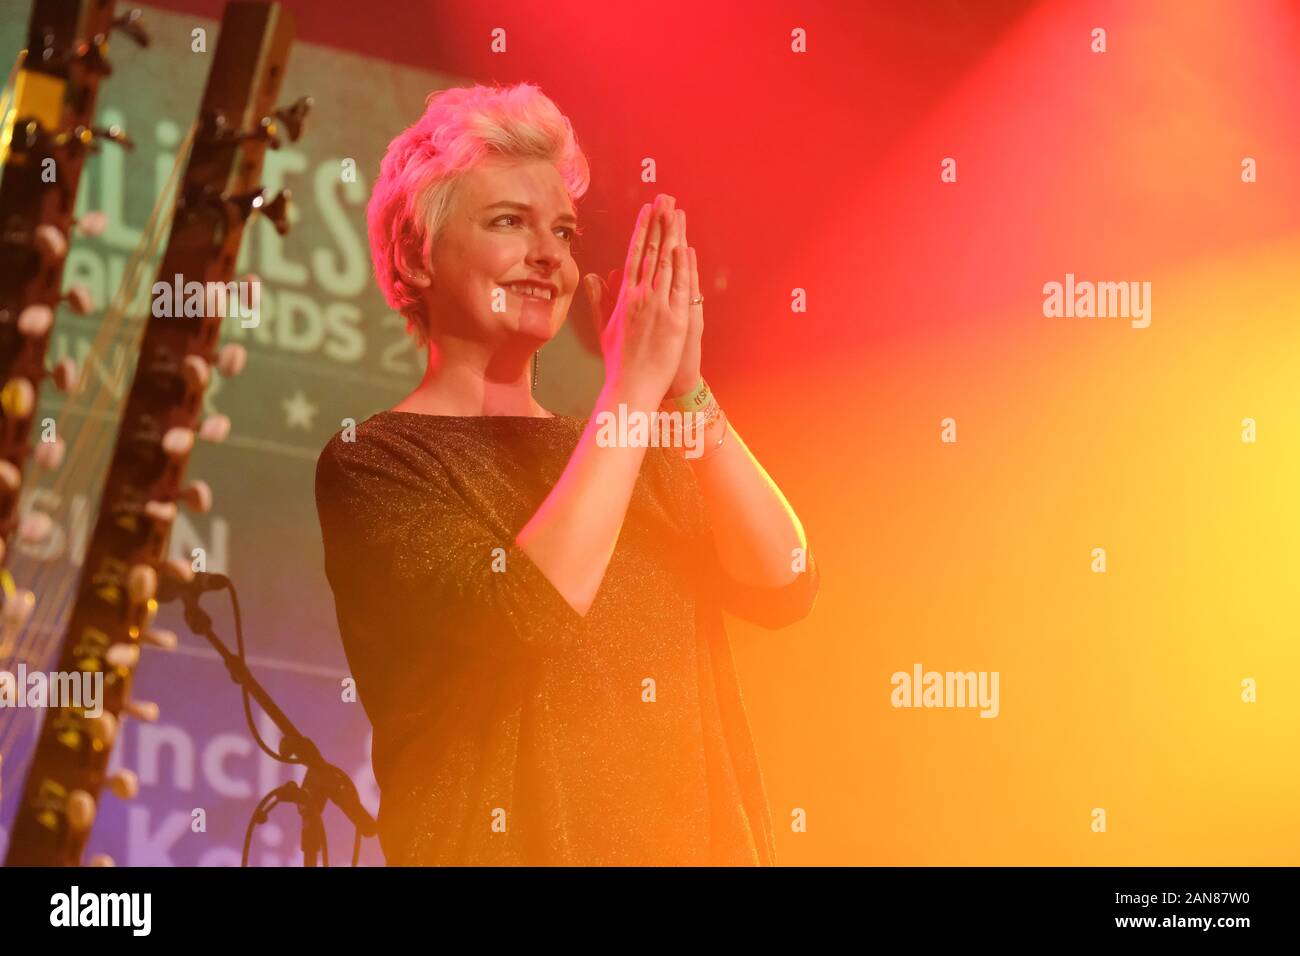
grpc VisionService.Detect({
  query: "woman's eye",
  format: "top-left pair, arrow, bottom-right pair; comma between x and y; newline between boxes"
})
493,215 -> 577,243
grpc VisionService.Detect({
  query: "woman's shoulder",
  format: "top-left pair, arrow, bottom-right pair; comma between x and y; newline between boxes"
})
314,413 -> 442,500
315,412 -> 404,471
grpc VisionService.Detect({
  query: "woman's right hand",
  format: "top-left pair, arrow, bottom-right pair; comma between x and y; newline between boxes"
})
585,195 -> 692,410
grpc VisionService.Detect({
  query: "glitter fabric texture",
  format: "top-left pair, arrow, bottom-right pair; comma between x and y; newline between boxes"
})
314,411 -> 820,866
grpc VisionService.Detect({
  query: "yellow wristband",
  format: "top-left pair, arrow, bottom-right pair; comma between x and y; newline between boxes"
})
668,378 -> 709,412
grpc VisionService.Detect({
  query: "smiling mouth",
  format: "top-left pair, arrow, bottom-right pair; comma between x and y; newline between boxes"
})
503,282 -> 555,302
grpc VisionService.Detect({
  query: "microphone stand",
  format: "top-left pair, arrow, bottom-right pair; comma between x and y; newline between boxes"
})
175,588 -> 377,866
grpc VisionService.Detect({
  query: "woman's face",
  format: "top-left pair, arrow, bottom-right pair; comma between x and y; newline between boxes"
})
423,157 -> 580,348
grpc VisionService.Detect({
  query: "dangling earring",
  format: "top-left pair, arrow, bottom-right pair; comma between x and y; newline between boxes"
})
531,351 -> 539,390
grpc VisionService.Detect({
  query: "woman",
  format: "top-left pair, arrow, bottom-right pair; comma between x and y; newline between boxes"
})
314,82 -> 819,865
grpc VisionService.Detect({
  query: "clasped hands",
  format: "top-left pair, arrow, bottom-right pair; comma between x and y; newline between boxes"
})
584,193 -> 704,407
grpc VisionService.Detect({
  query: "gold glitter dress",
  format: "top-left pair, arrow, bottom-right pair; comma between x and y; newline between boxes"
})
314,410 -> 820,865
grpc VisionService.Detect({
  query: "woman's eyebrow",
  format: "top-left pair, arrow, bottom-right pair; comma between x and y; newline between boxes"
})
483,200 -> 578,225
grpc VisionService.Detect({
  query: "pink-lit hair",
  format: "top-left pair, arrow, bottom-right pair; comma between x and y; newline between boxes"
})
366,82 -> 591,349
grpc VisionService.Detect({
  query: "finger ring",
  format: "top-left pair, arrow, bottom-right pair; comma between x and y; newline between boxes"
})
691,294 -> 704,305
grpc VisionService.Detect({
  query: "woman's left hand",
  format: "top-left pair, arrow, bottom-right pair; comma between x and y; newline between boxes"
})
585,207 -> 704,404
666,209 -> 703,398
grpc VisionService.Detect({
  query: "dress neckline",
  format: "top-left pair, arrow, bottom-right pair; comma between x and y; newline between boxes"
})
375,409 -> 577,423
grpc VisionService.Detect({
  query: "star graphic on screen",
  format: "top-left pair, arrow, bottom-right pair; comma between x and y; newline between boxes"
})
282,390 -> 318,430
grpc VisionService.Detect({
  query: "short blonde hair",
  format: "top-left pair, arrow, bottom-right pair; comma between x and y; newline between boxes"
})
366,82 -> 591,349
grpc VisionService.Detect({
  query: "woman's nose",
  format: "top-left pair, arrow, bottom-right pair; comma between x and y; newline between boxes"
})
527,228 -> 566,267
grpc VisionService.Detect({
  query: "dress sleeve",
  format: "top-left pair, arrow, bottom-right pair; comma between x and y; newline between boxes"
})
314,431 -> 587,663
696,516 -> 822,631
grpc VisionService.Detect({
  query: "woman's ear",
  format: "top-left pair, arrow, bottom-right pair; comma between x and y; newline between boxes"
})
393,238 -> 432,289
